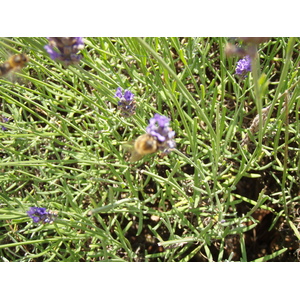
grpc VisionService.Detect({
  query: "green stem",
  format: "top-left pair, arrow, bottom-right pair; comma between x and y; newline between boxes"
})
250,44 -> 263,150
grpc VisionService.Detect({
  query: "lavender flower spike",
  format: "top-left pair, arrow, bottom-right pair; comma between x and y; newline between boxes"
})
146,113 -> 176,152
27,207 -> 57,224
114,87 -> 136,117
44,37 -> 84,66
1,116 -> 10,131
235,55 -> 252,78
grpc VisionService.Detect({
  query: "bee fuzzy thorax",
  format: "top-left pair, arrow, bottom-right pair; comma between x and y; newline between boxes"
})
0,54 -> 29,77
123,113 -> 176,163
128,134 -> 158,162
134,134 -> 158,155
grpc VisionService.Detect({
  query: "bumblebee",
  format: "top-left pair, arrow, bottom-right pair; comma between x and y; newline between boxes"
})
125,133 -> 158,162
0,54 -> 29,77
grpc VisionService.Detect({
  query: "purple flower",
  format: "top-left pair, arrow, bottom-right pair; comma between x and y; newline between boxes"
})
44,45 -> 61,61
27,207 -> 57,224
235,55 -> 252,78
114,87 -> 136,117
146,113 -> 176,152
1,116 -> 10,131
44,37 -> 84,66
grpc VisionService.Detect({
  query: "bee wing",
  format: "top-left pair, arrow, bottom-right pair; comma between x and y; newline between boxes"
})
121,142 -> 143,162
121,141 -> 134,151
129,150 -> 144,163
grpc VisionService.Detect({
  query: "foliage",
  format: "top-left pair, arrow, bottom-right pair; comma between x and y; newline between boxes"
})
0,37 -> 299,261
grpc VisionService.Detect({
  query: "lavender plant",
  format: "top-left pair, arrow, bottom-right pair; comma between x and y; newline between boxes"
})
0,37 -> 298,263
44,37 -> 84,66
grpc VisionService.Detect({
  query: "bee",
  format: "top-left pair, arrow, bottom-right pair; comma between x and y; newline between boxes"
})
125,133 -> 158,162
0,54 -> 29,77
